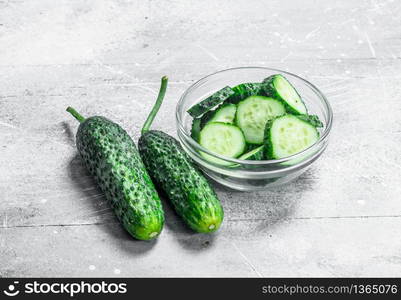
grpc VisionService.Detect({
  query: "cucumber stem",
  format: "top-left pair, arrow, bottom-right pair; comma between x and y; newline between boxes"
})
66,106 -> 86,123
141,76 -> 168,134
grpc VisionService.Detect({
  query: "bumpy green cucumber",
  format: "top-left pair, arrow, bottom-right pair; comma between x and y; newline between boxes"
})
187,86 -> 234,118
261,74 -> 307,115
264,114 -> 319,159
139,77 -> 224,233
66,107 -> 164,241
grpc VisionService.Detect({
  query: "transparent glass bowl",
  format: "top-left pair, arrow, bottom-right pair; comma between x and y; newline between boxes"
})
176,67 -> 333,191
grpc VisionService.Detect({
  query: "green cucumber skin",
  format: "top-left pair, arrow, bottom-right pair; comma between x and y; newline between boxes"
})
76,116 -> 164,240
297,114 -> 323,128
191,118 -> 202,142
139,130 -> 224,233
261,75 -> 307,115
264,117 -> 277,159
245,143 -> 260,152
187,86 -> 235,118
239,146 -> 264,160
228,83 -> 263,104
248,150 -> 264,160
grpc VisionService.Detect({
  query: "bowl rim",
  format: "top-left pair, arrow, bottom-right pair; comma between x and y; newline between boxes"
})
175,66 -> 333,166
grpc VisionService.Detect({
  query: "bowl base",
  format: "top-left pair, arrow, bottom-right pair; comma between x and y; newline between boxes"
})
202,167 -> 310,192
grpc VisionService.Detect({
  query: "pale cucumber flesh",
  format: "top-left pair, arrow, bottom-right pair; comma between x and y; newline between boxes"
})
199,122 -> 245,165
209,104 -> 237,124
236,96 -> 285,144
270,115 -> 319,158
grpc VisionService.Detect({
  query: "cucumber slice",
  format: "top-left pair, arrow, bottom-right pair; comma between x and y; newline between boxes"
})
236,96 -> 285,144
191,104 -> 238,142
261,74 -> 307,115
191,118 -> 202,142
202,103 -> 237,127
264,114 -> 319,159
238,145 -> 264,160
209,103 -> 237,124
228,83 -> 263,104
187,86 -> 235,117
199,122 -> 245,165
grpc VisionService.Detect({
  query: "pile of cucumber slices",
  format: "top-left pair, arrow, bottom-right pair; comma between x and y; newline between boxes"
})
188,74 -> 323,165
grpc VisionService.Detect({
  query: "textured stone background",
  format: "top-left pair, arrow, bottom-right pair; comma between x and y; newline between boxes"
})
1,0 -> 401,277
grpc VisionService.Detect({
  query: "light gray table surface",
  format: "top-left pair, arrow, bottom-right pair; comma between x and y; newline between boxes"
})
1,0 -> 401,277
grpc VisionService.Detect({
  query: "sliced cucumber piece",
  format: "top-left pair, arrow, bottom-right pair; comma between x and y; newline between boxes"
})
236,96 -> 285,144
187,86 -> 235,118
228,83 -> 263,104
264,114 -> 319,159
199,122 -> 245,165
209,103 -> 237,124
238,145 -> 264,160
203,103 -> 237,126
261,74 -> 307,115
191,118 -> 202,142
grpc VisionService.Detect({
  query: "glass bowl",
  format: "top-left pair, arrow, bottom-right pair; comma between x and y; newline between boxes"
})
176,67 -> 333,191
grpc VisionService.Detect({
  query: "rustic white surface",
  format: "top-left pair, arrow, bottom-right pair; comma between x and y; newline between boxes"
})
1,0 -> 401,277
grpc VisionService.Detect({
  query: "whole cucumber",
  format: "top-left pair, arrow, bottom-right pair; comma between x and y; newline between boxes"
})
66,107 -> 164,240
138,77 -> 224,233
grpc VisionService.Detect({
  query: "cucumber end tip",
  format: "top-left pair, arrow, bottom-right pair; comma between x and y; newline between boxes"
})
205,223 -> 220,233
203,219 -> 222,233
149,231 -> 159,238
